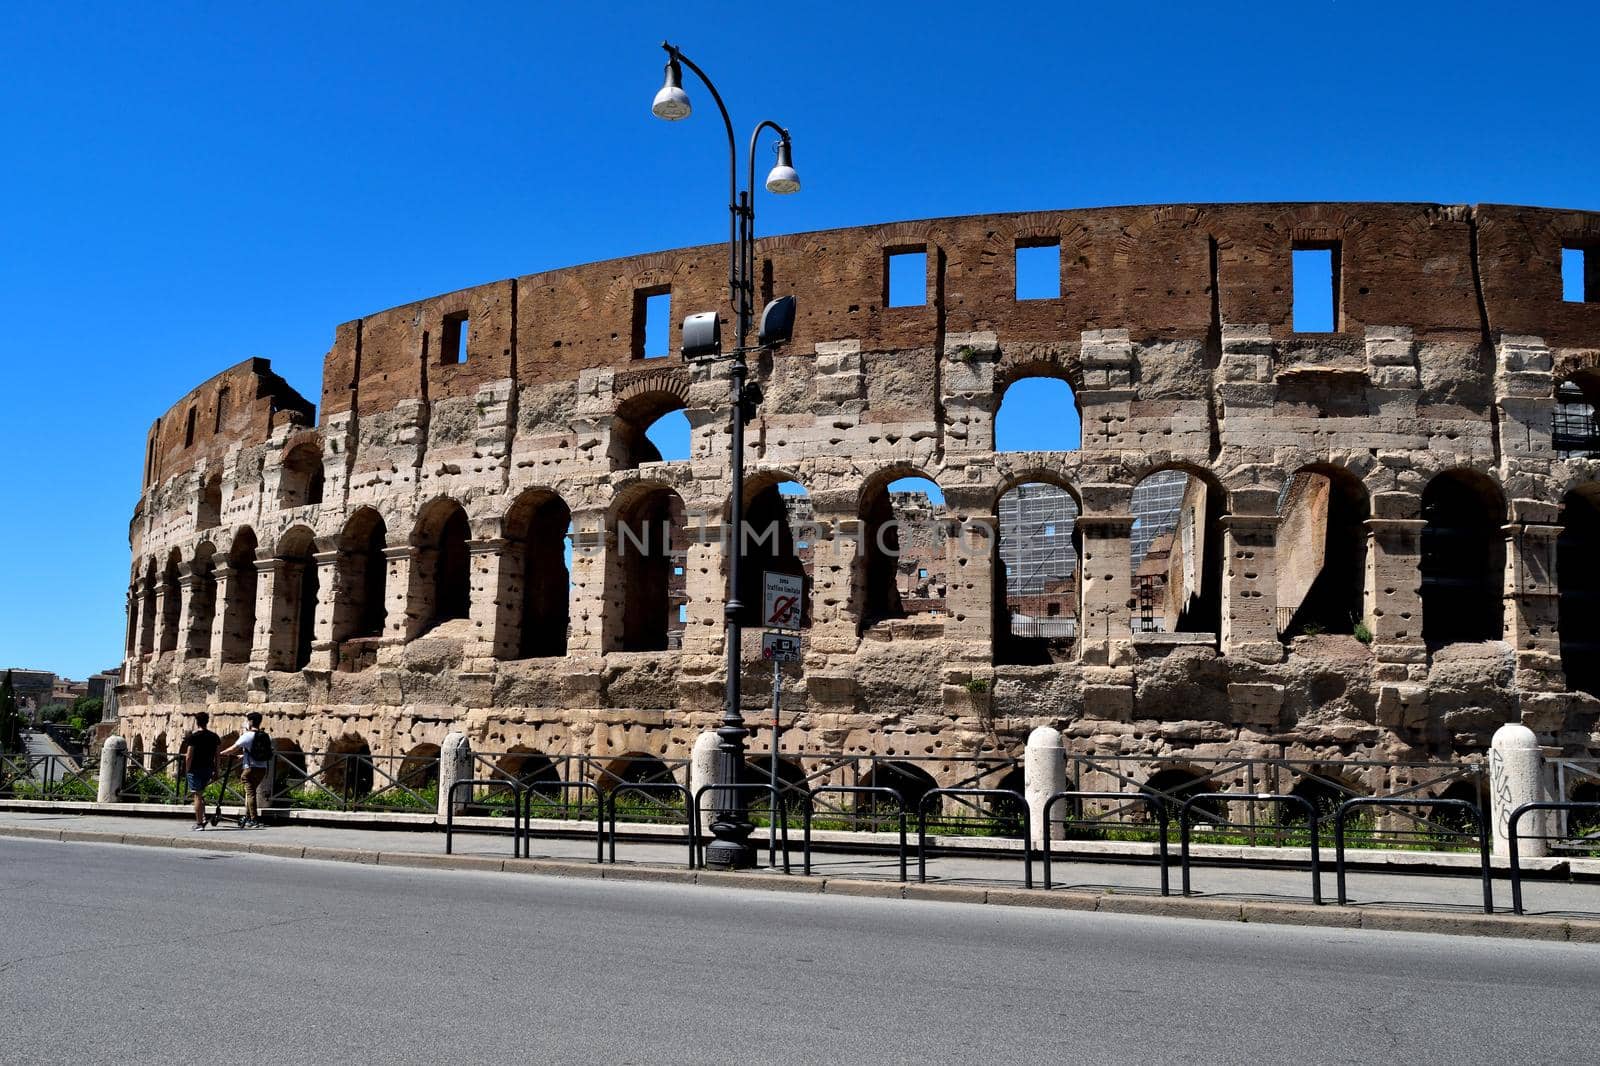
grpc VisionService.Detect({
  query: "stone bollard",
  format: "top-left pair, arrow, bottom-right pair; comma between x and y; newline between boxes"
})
96,736 -> 127,804
438,732 -> 473,819
1024,726 -> 1067,848
1490,723 -> 1547,859
688,731 -> 722,838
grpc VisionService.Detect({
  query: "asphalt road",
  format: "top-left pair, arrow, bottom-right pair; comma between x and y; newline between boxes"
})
4,838 -> 1598,1065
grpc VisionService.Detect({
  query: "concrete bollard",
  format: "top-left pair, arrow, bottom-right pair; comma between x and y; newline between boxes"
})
96,735 -> 127,804
1024,726 -> 1066,848
438,732 -> 473,819
688,731 -> 722,837
1490,722 -> 1547,859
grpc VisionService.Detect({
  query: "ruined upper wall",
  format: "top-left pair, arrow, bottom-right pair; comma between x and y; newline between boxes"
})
142,358 -> 314,492
147,203 -> 1600,487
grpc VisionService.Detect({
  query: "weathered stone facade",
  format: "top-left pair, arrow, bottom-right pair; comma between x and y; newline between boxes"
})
117,203 -> 1600,792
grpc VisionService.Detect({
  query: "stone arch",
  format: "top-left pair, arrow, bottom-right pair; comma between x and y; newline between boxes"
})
495,746 -> 560,795
596,752 -> 677,793
220,527 -> 258,664
128,734 -> 145,771
279,442 -> 325,509
158,549 -> 182,654
858,760 -> 937,813
1558,484 -> 1600,697
334,508 -> 388,661
187,541 -> 218,659
150,733 -> 170,776
138,557 -> 158,656
268,524 -> 318,671
1276,463 -> 1371,637
1142,766 -> 1224,824
737,476 -> 813,630
1284,768 -> 1367,824
857,469 -> 947,633
611,383 -> 691,469
397,742 -> 441,792
994,472 -> 1081,664
270,737 -> 306,799
322,734 -> 373,797
995,373 -> 1082,452
503,488 -> 573,658
1129,464 -> 1225,636
1420,469 -> 1505,646
741,755 -> 811,814
410,497 -> 471,635
607,482 -> 688,652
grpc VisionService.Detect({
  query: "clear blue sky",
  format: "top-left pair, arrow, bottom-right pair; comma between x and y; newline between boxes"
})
3,1 -> 1596,679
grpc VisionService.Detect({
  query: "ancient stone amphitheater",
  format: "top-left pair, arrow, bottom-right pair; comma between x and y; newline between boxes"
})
118,202 -> 1600,800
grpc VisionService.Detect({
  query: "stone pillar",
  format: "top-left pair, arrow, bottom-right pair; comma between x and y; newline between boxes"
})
688,731 -> 723,838
152,575 -> 176,657
567,518 -> 611,655
380,546 -> 413,648
1490,723 -> 1548,859
249,554 -> 281,670
1364,494 -> 1426,679
137,575 -> 157,657
438,731 -> 474,818
1024,726 -> 1066,847
943,485 -> 996,661
804,494 -> 863,656
468,537 -> 521,662
174,567 -> 197,663
1075,512 -> 1134,662
1503,508 -> 1564,691
96,735 -> 127,804
1219,503 -> 1282,661
181,558 -> 215,661
207,558 -> 235,672
307,550 -> 340,671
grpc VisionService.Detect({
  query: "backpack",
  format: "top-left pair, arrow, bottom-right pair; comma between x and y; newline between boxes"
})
248,730 -> 273,762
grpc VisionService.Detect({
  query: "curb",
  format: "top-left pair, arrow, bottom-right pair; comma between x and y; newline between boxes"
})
6,824 -> 1598,944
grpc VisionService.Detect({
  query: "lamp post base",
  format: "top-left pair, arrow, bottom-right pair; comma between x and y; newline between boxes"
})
702,835 -> 759,870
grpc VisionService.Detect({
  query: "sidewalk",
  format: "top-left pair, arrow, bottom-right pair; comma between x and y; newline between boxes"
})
4,808 -> 1600,942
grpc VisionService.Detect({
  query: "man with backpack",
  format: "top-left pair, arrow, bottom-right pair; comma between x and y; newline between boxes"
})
219,712 -> 273,828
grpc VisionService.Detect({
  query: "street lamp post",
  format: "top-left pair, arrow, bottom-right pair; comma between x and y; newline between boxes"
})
653,42 -> 800,870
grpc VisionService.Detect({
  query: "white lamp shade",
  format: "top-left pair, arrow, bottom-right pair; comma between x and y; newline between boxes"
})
652,84 -> 691,120
765,164 -> 801,194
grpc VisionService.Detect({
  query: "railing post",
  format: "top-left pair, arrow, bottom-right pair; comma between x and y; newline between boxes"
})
96,736 -> 127,804
1024,726 -> 1065,848
1490,723 -> 1546,859
438,732 -> 472,819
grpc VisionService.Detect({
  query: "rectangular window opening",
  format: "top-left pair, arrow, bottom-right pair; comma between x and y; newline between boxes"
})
441,313 -> 468,364
1292,244 -> 1339,333
636,288 -> 672,358
1564,246 -> 1598,304
184,407 -> 197,448
886,249 -> 927,308
1015,241 -> 1061,301
214,387 -> 229,432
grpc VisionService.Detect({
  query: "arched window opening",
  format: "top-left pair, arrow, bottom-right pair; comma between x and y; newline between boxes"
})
151,734 -> 169,776
333,510 -> 388,670
1559,487 -> 1600,698
412,500 -> 471,634
1420,470 -> 1504,646
997,480 -> 1079,664
505,491 -> 572,658
995,376 -> 1081,452
139,560 -> 157,656
596,752 -> 677,792
738,480 -> 813,630
613,392 -> 691,469
129,735 -> 145,771
186,544 -> 217,659
279,443 -> 325,509
220,529 -> 258,665
1284,773 -> 1363,825
198,474 -> 223,529
614,487 -> 688,652
322,735 -> 373,798
857,760 -> 937,815
740,756 -> 812,815
268,527 -> 318,671
1129,470 -> 1223,635
397,743 -> 442,793
1142,768 -> 1223,824
860,476 -> 946,634
271,739 -> 307,801
159,551 -> 182,654
1554,375 -> 1600,459
495,747 -> 560,796
1276,467 -> 1370,638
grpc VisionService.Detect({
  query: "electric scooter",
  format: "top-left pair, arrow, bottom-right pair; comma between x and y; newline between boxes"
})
206,761 -> 246,828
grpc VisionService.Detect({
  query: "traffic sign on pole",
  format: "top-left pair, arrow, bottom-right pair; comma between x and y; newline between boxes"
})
760,632 -> 801,662
762,571 -> 803,630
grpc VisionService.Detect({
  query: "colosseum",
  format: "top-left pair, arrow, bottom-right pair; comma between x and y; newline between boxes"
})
117,202 -> 1600,802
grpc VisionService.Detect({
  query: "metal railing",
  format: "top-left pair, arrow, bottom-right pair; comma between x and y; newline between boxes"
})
692,783 -> 790,873
1506,801 -> 1600,915
1334,798 -> 1491,913
802,786 -> 908,881
917,788 -> 1032,888
605,782 -> 695,868
1039,791 -> 1169,895
0,753 -> 100,801
1180,792 -> 1320,904
518,781 -> 605,862
444,779 -> 523,856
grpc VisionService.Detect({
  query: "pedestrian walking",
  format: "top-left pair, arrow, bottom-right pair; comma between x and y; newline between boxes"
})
219,712 -> 272,828
177,712 -> 220,831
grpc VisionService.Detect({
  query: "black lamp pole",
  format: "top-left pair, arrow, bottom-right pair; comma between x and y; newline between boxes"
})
655,42 -> 797,870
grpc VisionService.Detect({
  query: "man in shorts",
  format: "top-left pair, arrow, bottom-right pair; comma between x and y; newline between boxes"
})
219,712 -> 270,828
178,712 -> 221,831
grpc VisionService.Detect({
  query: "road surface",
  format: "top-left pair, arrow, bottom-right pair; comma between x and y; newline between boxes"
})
2,837 -> 1596,1064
